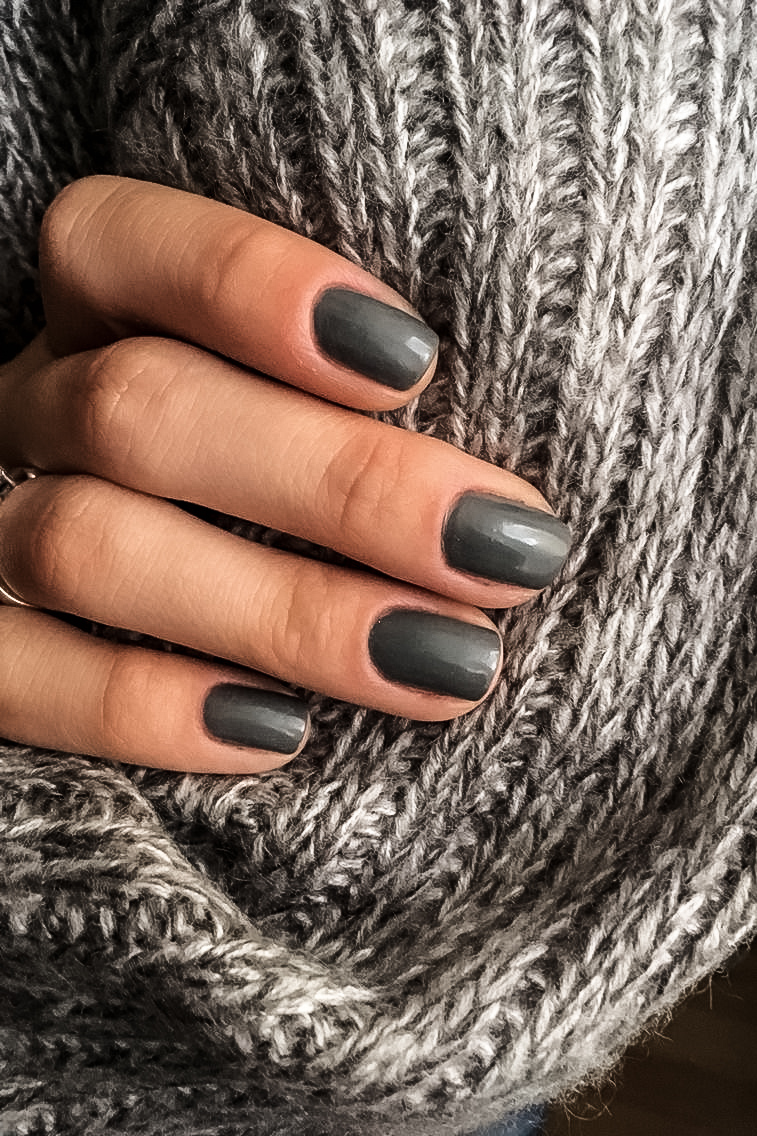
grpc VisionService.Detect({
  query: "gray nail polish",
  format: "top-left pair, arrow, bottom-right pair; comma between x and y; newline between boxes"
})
442,493 -> 571,589
313,288 -> 438,391
368,609 -> 501,701
203,685 -> 309,754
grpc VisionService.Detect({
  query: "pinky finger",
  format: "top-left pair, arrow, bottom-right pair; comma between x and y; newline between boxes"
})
0,609 -> 310,773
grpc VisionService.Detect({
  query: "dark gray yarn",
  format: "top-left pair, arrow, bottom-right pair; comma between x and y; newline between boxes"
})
2,1 -> 757,1133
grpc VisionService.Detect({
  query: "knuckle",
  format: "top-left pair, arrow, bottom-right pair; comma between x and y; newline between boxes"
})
39,181 -> 85,262
15,476 -> 104,606
196,220 -> 274,320
73,339 -> 155,466
267,562 -> 332,678
0,608 -> 29,678
99,648 -> 144,756
319,427 -> 407,541
39,176 -> 108,266
0,608 -> 36,736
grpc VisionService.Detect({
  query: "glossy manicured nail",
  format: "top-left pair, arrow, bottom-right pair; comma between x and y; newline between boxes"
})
313,288 -> 438,391
443,493 -> 571,589
203,684 -> 309,754
368,609 -> 501,701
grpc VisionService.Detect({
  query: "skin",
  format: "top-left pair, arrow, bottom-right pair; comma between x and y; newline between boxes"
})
0,176 -> 560,774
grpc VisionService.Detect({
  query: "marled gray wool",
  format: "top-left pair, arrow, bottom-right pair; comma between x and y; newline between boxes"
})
2,1 -> 757,1133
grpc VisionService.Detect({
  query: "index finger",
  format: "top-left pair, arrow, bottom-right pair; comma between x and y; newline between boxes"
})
39,176 -> 439,411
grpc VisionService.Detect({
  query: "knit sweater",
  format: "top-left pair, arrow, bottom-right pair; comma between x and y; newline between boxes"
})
2,2 -> 757,1134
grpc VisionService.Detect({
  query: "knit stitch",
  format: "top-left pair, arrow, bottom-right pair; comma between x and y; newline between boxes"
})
1,1 -> 757,1134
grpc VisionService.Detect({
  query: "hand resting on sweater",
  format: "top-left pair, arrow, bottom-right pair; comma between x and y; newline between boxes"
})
0,176 -> 570,772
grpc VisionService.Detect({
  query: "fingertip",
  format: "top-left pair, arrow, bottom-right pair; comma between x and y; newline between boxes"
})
371,334 -> 438,410
441,492 -> 572,594
201,681 -> 311,764
310,286 -> 439,406
366,606 -> 503,711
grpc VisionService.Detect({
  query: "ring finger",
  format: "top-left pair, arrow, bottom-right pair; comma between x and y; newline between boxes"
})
0,474 -> 503,722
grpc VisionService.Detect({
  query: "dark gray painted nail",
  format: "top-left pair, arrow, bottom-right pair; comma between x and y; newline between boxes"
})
368,609 -> 501,701
442,493 -> 571,589
203,685 -> 309,754
313,288 -> 438,391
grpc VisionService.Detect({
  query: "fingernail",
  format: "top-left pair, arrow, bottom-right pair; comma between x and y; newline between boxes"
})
442,493 -> 571,589
203,685 -> 309,754
368,609 -> 501,701
313,287 -> 438,391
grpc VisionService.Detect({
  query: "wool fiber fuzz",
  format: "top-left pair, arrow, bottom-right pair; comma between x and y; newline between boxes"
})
2,1 -> 757,1133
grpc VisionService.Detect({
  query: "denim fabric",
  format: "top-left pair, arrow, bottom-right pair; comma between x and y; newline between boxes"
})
466,1105 -> 546,1136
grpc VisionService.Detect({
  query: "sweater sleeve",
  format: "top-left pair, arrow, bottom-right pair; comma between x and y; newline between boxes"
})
2,4 -> 757,1135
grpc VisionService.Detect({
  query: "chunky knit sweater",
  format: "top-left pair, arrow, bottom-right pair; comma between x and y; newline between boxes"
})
2,2 -> 757,1134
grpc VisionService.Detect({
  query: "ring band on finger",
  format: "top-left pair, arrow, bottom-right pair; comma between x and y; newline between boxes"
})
0,464 -> 42,608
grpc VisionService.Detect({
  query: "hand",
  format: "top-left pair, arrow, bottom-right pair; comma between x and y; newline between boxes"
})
0,176 -> 570,773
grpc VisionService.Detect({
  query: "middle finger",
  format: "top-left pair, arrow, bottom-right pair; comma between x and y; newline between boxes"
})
4,336 -> 571,610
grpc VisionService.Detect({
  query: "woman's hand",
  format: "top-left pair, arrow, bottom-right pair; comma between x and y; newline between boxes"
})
0,176 -> 570,773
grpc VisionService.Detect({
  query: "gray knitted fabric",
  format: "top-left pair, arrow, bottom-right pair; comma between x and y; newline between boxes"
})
2,1 -> 757,1133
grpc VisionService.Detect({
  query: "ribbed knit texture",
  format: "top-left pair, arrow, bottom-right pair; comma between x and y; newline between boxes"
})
2,2 -> 757,1133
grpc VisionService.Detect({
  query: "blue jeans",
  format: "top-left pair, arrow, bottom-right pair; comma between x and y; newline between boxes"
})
467,1105 -> 546,1136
